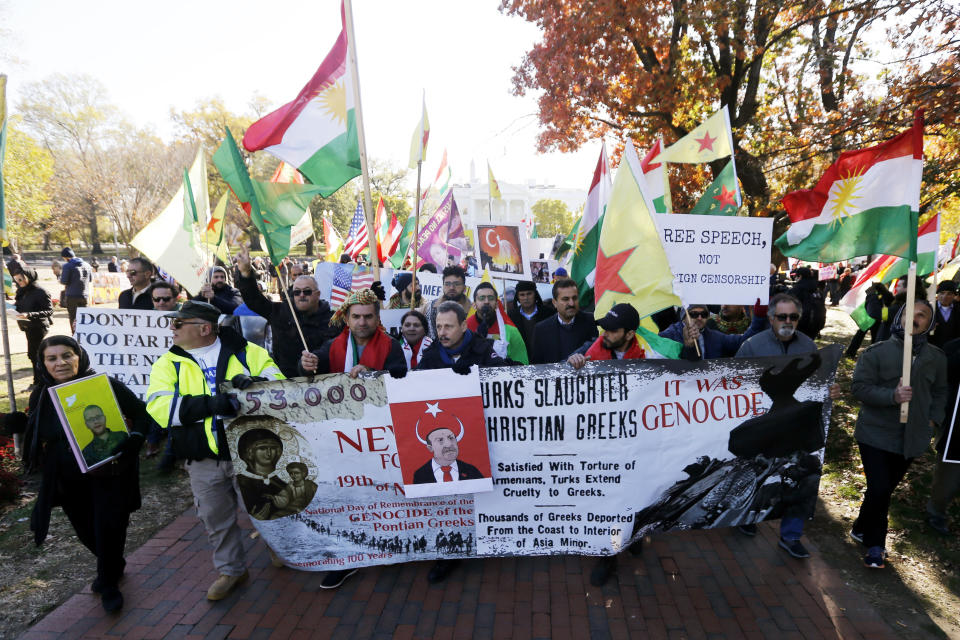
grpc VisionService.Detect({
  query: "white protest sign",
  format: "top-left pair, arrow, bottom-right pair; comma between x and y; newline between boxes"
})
658,214 -> 773,305
74,309 -> 174,399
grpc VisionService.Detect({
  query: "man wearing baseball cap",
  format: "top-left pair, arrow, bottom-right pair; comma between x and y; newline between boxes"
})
146,300 -> 284,601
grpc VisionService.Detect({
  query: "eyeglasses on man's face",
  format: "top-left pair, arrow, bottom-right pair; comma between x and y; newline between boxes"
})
171,319 -> 207,329
153,296 -> 173,303
292,288 -> 317,297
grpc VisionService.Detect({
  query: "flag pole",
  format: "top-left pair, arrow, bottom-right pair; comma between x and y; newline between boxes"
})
411,159 -> 423,311
258,237 -> 310,353
899,262 -> 917,423
683,307 -> 702,358
343,0 -> 377,281
1,283 -> 16,413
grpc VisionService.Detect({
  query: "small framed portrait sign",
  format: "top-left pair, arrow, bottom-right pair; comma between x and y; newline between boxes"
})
49,373 -> 129,473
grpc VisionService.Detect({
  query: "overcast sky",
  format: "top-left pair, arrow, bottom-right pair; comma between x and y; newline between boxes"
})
3,0 -> 604,192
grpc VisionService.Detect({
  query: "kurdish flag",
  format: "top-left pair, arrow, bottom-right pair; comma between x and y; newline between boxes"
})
690,160 -> 739,215
640,139 -> 669,213
594,140 -> 681,321
242,2 -> 360,196
880,214 -> 939,284
570,141 -> 611,306
776,115 -> 923,263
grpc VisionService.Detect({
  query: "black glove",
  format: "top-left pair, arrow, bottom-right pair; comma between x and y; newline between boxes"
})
231,374 -> 267,390
451,360 -> 472,376
210,394 -> 240,416
110,432 -> 145,459
1,411 -> 28,436
370,280 -> 386,301
388,366 -> 407,379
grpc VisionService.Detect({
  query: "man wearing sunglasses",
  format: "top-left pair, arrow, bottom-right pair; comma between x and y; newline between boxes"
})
235,246 -> 337,378
118,257 -> 156,310
147,300 -> 284,601
734,292 -> 842,558
148,281 -> 181,312
659,301 -> 768,360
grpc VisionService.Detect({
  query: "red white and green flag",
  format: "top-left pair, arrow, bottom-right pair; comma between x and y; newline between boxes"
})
879,214 -> 939,284
374,197 -> 402,263
242,2 -> 360,196
408,93 -> 429,169
570,141 -> 611,306
776,114 -> 923,263
640,139 -> 669,214
421,149 -> 451,204
838,253 -> 899,331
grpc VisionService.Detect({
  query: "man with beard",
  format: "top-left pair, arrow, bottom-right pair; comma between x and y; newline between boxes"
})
299,288 -> 404,378
530,278 -> 597,364
467,282 -> 528,363
118,257 -> 156,310
236,248 -> 337,378
420,265 -> 470,339
413,301 -> 513,583
734,293 -> 841,557
194,266 -> 242,315
566,302 -> 685,586
507,280 -> 554,351
707,305 -> 751,334
387,272 -> 423,309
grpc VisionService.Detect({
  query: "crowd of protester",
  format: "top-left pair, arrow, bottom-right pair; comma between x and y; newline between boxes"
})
2,247 -> 960,611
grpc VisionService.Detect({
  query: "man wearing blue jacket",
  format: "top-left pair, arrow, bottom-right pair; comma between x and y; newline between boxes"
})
59,247 -> 92,331
659,302 -> 767,360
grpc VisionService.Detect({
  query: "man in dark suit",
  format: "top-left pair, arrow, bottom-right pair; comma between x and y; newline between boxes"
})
530,278 -> 597,364
412,424 -> 484,484
118,257 -> 156,310
930,280 -> 960,348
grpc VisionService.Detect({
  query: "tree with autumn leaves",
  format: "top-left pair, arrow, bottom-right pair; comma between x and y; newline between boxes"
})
500,0 -> 959,238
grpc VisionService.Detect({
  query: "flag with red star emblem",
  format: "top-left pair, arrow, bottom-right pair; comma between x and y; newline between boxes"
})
657,106 -> 735,165
690,160 -> 740,215
594,141 -> 681,320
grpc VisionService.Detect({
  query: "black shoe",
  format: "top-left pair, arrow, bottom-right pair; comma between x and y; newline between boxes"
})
737,524 -> 758,537
590,555 -> 617,587
427,559 -> 460,584
863,547 -> 885,569
320,568 -> 357,589
627,538 -> 644,556
778,537 -> 810,559
928,514 -> 950,535
849,529 -> 865,545
91,577 -> 104,594
101,588 -> 123,613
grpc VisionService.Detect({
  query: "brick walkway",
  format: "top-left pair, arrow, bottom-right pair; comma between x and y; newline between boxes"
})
21,509 -> 898,639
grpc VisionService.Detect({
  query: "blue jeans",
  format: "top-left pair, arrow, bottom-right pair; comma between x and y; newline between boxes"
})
780,516 -> 804,541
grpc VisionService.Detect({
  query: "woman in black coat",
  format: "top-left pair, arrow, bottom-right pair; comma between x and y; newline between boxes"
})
9,336 -> 152,613
13,268 -> 53,388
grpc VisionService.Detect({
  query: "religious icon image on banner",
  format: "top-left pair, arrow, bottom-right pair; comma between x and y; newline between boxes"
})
227,416 -> 319,521
384,367 -> 493,499
477,224 -> 527,278
49,373 -> 129,473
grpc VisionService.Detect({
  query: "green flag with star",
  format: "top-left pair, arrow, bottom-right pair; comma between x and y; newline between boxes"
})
690,160 -> 739,216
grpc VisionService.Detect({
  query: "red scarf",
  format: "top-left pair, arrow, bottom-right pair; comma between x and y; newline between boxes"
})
328,327 -> 395,372
585,335 -> 646,361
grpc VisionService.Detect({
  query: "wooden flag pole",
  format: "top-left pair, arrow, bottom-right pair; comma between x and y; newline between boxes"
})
900,262 -> 917,423
411,158 -> 423,311
1,286 -> 17,413
343,0 -> 377,281
683,307 -> 702,358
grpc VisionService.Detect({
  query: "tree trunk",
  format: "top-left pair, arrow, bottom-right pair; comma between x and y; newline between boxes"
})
89,210 -> 102,254
305,236 -> 315,256
248,224 -> 263,252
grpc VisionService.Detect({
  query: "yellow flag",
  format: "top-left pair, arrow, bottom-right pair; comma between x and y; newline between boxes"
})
657,106 -> 733,164
487,162 -> 502,200
594,141 -> 680,319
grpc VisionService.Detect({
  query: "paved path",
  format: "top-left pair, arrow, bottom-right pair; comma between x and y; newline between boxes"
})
22,508 -> 899,640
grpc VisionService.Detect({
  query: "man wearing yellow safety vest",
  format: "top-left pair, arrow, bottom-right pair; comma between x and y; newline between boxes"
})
146,301 -> 283,601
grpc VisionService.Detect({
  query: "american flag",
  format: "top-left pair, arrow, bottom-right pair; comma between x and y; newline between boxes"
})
343,202 -> 369,260
330,264 -> 376,309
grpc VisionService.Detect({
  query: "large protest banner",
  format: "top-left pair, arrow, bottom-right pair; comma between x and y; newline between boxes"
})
658,214 -> 773,304
224,346 -> 841,569
74,309 -> 173,399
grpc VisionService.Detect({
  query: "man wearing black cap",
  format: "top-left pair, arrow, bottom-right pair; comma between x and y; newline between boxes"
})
930,280 -> 960,348
530,278 -> 597,364
387,272 -> 423,309
507,280 -> 554,352
118,257 -> 156,310
193,266 -> 243,314
146,300 -> 284,601
58,247 -> 92,331
235,247 -> 337,378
